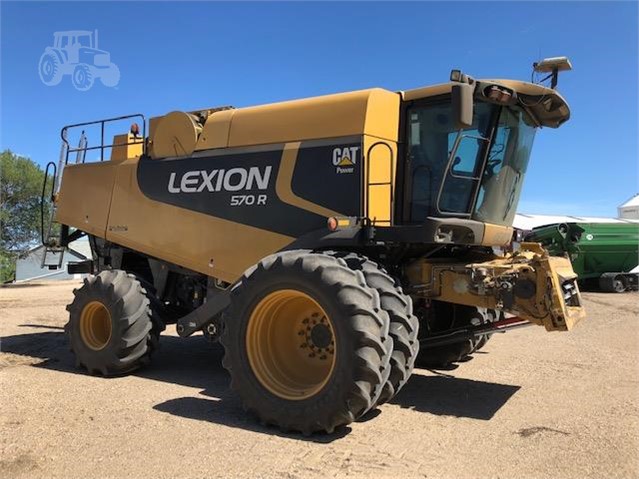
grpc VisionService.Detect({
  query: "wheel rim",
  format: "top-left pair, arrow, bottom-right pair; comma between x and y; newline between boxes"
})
613,279 -> 625,293
246,289 -> 336,400
80,301 -> 112,350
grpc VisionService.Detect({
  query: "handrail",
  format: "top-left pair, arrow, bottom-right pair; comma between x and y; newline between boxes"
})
364,141 -> 394,225
40,161 -> 57,246
60,113 -> 146,164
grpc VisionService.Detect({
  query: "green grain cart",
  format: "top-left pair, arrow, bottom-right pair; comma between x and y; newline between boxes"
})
526,222 -> 639,292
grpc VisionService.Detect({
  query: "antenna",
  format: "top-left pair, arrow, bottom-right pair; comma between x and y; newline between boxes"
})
533,56 -> 572,89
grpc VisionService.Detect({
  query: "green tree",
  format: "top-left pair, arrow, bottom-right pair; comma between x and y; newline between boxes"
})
0,150 -> 49,282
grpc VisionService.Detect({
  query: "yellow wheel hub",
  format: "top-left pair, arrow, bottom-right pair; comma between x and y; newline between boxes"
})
246,289 -> 336,400
79,301 -> 112,351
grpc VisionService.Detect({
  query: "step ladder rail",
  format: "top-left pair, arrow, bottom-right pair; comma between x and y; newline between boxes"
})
40,130 -> 80,270
40,161 -> 65,269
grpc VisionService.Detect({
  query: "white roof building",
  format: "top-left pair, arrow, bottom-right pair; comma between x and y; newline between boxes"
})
618,194 -> 639,219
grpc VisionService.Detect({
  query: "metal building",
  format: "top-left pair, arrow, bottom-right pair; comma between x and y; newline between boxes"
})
14,238 -> 91,282
618,194 -> 639,219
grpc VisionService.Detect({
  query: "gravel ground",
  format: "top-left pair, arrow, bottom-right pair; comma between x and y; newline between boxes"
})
1,281 -> 637,479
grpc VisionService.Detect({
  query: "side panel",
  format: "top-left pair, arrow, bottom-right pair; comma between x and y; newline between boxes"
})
107,137 -> 363,282
107,158 -> 294,283
289,140 -> 361,217
137,138 -> 362,237
54,162 -> 119,237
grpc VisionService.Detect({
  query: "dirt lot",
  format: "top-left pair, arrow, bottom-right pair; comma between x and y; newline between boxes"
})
1,281 -> 637,479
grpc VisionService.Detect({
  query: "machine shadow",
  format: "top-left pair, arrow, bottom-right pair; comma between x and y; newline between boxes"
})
391,371 -> 521,420
1,328 -> 228,392
2,328 -> 520,439
1,328 -> 349,442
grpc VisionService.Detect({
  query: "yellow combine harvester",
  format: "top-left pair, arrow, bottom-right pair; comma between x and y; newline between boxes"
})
44,58 -> 584,434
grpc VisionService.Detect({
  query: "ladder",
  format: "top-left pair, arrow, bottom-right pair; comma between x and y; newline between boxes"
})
40,131 -> 88,269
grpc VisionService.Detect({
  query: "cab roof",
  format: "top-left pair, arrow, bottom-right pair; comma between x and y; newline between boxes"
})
400,79 -> 570,128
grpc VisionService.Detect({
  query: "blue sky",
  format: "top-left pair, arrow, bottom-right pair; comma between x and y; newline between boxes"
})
1,1 -> 637,217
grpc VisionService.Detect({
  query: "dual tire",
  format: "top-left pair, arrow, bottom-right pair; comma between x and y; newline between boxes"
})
326,252 -> 419,404
221,250 -> 419,435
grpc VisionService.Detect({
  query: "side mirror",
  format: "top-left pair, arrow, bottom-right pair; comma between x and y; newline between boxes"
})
451,83 -> 474,130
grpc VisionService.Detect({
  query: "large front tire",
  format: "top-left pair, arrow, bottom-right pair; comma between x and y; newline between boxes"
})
221,251 -> 391,435
65,270 -> 160,376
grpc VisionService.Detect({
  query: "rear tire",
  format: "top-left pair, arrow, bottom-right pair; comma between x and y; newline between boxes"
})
326,252 -> 418,405
599,274 -> 627,293
65,270 -> 161,375
221,250 -> 391,434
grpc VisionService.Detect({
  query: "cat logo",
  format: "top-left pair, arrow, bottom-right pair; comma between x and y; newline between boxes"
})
332,146 -> 359,174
